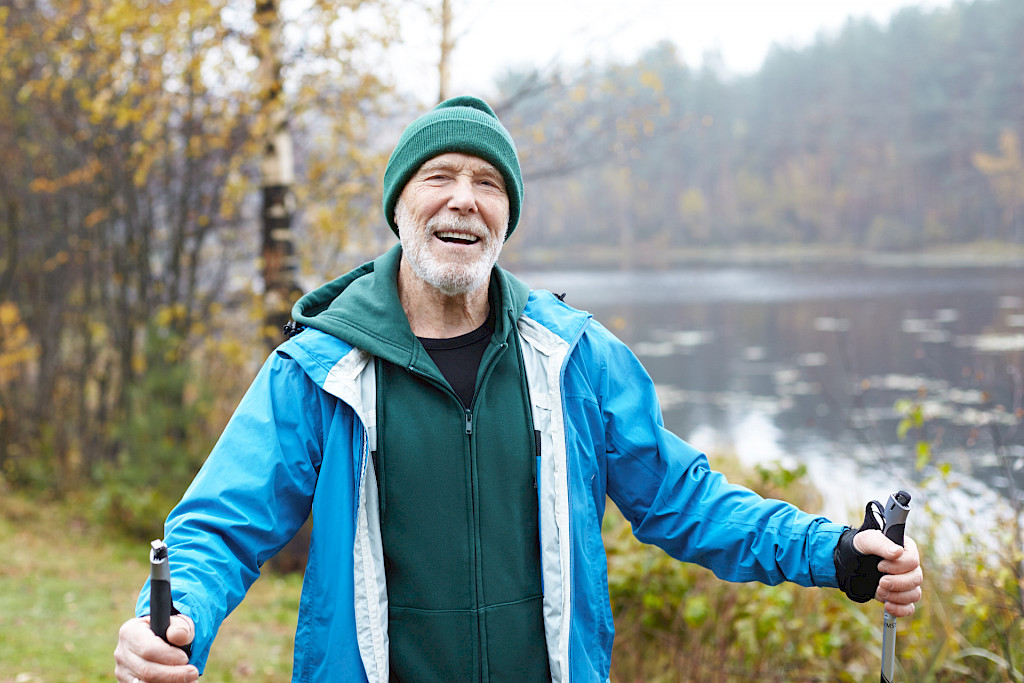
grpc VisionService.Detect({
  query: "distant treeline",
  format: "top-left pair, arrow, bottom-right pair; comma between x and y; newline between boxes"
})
495,0 -> 1024,255
2,0 -> 1022,500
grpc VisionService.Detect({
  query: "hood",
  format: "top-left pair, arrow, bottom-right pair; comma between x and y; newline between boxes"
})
291,243 -> 531,373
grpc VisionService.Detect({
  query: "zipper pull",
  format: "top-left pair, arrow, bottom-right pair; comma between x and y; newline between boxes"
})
465,409 -> 473,435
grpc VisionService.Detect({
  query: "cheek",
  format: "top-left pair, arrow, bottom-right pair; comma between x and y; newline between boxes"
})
403,188 -> 446,222
482,199 -> 510,234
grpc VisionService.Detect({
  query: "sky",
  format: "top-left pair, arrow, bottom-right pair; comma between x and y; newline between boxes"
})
394,0 -> 956,102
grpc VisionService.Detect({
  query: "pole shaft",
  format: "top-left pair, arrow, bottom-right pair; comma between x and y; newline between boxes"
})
880,612 -> 897,682
879,491 -> 911,683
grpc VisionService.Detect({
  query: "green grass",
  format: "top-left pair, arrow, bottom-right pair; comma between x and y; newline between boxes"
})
3,465 -> 1021,682
0,494 -> 300,682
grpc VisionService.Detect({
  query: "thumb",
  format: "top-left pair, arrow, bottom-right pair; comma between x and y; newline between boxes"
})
167,613 -> 195,646
853,528 -> 904,560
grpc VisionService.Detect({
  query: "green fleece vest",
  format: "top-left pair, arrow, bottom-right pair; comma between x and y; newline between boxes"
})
376,311 -> 548,681
292,246 -> 549,682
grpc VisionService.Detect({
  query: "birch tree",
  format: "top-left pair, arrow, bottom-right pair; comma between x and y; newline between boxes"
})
0,0 -> 399,507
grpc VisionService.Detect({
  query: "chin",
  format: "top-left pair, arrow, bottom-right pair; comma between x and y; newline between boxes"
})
424,267 -> 491,297
404,242 -> 495,296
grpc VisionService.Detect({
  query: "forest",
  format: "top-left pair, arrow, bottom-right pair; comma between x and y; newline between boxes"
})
7,0 -> 1024,505
496,0 -> 1024,261
1,0 -> 1022,680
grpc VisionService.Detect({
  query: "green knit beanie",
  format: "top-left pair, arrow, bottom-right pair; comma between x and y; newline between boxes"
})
382,95 -> 523,240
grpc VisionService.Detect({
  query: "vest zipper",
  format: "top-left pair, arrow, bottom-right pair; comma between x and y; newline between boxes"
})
465,408 -> 473,435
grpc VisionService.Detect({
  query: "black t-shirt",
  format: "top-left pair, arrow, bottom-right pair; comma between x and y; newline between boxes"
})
419,320 -> 492,408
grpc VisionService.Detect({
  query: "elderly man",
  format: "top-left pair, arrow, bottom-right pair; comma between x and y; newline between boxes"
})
115,96 -> 922,683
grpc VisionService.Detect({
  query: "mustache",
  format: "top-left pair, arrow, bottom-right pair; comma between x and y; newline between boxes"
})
426,214 -> 488,236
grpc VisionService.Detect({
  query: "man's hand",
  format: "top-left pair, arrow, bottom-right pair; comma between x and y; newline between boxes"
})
114,614 -> 198,683
853,530 -> 924,618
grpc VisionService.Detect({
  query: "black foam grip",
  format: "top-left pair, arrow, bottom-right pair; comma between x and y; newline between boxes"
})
150,578 -> 172,641
884,522 -> 906,548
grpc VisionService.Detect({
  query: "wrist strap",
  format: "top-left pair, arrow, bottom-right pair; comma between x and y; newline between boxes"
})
834,500 -> 885,603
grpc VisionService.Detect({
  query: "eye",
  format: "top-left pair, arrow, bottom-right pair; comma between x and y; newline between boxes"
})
420,173 -> 453,186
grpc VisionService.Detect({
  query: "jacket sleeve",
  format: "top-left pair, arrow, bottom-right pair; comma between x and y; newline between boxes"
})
588,322 -> 845,588
135,349 -> 328,671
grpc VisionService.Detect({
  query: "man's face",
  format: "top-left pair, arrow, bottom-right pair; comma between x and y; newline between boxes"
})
395,152 -> 510,297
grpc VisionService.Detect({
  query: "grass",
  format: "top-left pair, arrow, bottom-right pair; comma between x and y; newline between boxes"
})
0,461 -> 859,682
0,493 -> 300,682
3,462 -> 1021,682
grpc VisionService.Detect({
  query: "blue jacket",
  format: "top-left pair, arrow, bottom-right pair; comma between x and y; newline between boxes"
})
137,288 -> 845,681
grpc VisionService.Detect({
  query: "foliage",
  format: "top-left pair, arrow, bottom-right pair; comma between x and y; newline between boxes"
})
2,0 -> 1023,677
92,311 -> 218,538
0,0 -> 398,500
0,492 -> 301,682
605,460 -> 878,682
974,131 -> 1024,237
496,0 -> 1024,266
892,377 -> 1024,681
607,456 -> 1024,682
4,463 -> 1023,681
0,301 -> 40,478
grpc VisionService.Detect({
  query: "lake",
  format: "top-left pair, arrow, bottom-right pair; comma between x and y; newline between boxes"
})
514,263 -> 1024,528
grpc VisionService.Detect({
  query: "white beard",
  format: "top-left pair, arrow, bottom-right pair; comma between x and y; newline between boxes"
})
396,200 -> 507,297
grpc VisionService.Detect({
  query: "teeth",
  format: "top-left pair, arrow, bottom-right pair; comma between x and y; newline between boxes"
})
436,231 -> 479,244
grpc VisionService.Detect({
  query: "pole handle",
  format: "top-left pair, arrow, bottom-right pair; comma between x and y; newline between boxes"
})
150,579 -> 172,641
149,539 -> 172,642
881,491 -> 910,548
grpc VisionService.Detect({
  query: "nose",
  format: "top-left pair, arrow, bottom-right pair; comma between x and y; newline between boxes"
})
447,176 -> 478,214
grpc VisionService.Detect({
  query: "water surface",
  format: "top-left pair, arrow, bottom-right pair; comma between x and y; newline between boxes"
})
514,263 -> 1024,525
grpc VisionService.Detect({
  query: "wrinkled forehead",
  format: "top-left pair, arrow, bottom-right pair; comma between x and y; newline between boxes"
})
414,152 -> 503,179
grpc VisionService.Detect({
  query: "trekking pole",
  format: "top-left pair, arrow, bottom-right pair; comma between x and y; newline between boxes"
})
149,539 -> 172,642
879,491 -> 911,683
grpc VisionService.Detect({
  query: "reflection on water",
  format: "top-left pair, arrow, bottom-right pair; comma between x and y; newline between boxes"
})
515,263 -> 1024,524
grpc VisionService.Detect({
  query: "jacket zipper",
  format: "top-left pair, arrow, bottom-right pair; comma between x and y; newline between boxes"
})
409,336 -> 511,680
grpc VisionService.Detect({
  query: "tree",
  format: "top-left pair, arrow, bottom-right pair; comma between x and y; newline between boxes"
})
0,0 -> 400,505
438,0 -> 453,103
974,130 -> 1024,242
254,0 -> 301,344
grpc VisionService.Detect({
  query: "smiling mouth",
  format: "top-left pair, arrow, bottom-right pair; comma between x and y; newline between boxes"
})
435,230 -> 480,245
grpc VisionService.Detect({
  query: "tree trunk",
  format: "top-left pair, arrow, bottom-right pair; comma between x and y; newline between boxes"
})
255,0 -> 309,573
438,0 -> 453,103
255,0 -> 300,345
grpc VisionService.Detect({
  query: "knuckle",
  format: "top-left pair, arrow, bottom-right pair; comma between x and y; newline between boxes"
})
118,619 -> 135,638
137,662 -> 157,680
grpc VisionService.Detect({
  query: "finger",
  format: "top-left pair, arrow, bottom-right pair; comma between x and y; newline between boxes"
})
878,566 -> 924,594
119,617 -> 191,666
879,536 -> 921,575
131,658 -> 200,683
877,582 -> 923,606
115,636 -> 198,683
116,659 -> 198,683
882,599 -> 916,618
115,622 -> 151,682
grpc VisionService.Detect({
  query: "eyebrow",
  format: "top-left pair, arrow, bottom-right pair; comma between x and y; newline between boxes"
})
417,159 -> 503,181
